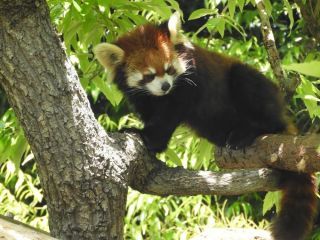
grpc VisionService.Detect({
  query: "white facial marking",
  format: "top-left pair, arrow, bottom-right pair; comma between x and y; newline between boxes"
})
165,74 -> 174,86
183,41 -> 194,49
126,61 -> 188,96
172,57 -> 187,75
164,62 -> 169,70
145,75 -> 174,96
147,67 -> 156,74
145,77 -> 163,96
127,71 -> 143,87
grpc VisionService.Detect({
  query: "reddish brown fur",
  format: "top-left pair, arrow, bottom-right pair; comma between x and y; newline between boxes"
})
115,24 -> 174,74
272,172 -> 317,240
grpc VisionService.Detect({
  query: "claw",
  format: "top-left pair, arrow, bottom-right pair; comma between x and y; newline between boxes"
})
242,147 -> 247,154
217,146 -> 223,156
225,144 -> 233,157
119,127 -> 141,135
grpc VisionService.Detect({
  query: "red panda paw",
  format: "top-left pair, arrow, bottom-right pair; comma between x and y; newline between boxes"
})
226,130 -> 257,150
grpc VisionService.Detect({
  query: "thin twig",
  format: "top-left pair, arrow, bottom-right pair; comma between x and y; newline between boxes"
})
255,1 -> 286,88
255,0 -> 300,99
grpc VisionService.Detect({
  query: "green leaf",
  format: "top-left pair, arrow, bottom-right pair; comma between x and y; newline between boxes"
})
264,0 -> 272,16
196,139 -> 213,169
216,19 -> 226,37
283,0 -> 294,30
228,0 -> 236,18
195,22 -> 210,36
283,61 -> 320,77
189,8 -> 215,20
72,0 -> 82,13
165,0 -> 181,12
296,76 -> 320,118
63,20 -> 82,47
165,149 -> 182,166
263,191 -> 280,215
9,133 -> 28,170
238,0 -> 246,11
223,16 -> 246,38
205,18 -> 220,30
303,95 -> 320,102
94,77 -> 123,107
195,17 -> 222,36
126,13 -> 147,25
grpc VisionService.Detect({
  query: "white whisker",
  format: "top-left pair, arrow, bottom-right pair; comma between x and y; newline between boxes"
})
125,88 -> 150,96
184,77 -> 197,86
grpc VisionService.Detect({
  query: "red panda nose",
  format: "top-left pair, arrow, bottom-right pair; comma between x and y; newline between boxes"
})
161,82 -> 171,92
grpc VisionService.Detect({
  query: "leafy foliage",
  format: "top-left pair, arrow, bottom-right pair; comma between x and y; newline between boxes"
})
0,0 -> 319,239
0,109 -> 48,231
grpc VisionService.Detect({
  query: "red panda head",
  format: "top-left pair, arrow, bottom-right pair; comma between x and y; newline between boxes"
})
94,13 -> 193,96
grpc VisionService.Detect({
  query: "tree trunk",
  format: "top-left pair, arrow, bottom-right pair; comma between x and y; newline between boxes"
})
0,1 -> 129,239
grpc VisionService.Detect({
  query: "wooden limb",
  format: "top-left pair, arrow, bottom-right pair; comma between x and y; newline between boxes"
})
124,133 -> 280,196
0,215 -> 56,240
255,0 -> 300,98
126,132 -> 320,197
190,228 -> 272,240
216,134 -> 320,172
137,165 -> 279,196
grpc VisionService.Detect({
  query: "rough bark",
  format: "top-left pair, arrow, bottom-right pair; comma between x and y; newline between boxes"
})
216,134 -> 320,172
0,1 -> 129,239
115,133 -> 281,196
132,159 -> 279,196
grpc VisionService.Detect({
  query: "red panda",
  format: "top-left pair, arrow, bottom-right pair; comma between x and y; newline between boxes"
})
94,13 -> 317,240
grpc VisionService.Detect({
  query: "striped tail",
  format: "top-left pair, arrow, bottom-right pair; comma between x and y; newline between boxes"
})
271,171 -> 317,240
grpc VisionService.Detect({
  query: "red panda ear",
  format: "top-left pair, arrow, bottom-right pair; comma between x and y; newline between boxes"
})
93,43 -> 124,70
168,12 -> 181,41
167,12 -> 190,46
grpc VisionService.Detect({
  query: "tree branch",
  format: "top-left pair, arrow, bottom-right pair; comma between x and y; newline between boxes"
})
216,134 -> 320,172
122,133 -> 280,196
127,133 -> 320,197
117,131 -> 319,198
136,165 -> 279,196
0,215 -> 56,240
255,0 -> 300,98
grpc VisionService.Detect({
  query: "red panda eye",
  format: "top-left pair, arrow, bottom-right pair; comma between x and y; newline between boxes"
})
142,74 -> 155,83
166,66 -> 176,75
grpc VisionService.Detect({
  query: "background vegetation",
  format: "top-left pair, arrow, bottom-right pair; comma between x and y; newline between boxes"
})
0,0 -> 319,239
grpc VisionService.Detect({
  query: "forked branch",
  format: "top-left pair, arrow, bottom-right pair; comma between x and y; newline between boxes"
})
126,133 -> 319,197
